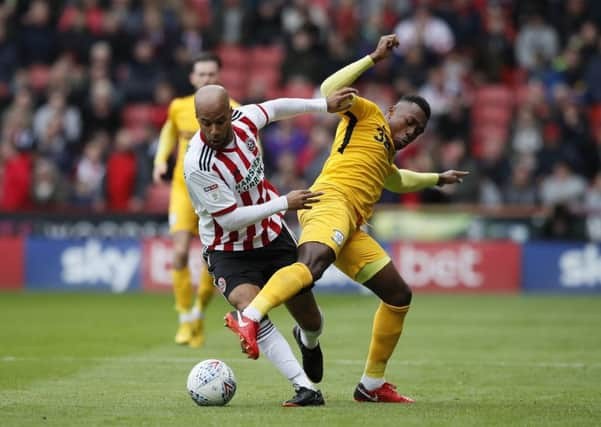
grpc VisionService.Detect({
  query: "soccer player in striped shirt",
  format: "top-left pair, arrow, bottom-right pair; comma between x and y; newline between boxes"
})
183,84 -> 356,406
153,53 -> 239,348
225,35 -> 469,403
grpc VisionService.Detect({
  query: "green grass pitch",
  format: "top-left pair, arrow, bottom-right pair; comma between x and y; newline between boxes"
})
1,292 -> 600,426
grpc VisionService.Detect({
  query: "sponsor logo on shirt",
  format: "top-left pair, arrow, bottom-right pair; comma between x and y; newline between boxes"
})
235,157 -> 264,193
331,229 -> 345,246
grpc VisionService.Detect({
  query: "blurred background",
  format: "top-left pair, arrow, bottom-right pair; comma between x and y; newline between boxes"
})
1,0 -> 601,294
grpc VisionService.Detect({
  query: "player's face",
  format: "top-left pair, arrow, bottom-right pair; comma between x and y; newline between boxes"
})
190,61 -> 220,89
387,101 -> 427,150
197,105 -> 233,150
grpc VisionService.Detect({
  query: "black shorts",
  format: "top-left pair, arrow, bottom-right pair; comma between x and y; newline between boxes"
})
206,227 -> 312,299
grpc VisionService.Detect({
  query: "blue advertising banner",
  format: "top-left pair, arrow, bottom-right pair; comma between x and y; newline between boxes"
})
25,237 -> 142,292
522,242 -> 601,293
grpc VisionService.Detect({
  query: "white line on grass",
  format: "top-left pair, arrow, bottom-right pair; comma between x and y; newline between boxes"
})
1,356 -> 600,369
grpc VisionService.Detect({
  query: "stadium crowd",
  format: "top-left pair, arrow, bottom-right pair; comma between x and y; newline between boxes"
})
1,0 -> 601,229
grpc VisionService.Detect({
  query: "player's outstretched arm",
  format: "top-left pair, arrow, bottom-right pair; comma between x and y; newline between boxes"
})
153,119 -> 178,183
320,34 -> 399,97
257,87 -> 357,125
384,168 -> 469,193
215,190 -> 323,232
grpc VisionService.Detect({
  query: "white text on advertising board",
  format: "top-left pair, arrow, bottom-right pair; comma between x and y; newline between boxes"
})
399,245 -> 483,288
559,244 -> 601,288
61,240 -> 140,292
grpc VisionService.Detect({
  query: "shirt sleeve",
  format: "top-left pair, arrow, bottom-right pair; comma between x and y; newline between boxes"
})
185,168 -> 238,217
236,98 -> 327,130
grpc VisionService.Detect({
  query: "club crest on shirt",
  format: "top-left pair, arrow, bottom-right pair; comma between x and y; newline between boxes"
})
331,229 -> 345,246
245,137 -> 256,152
217,277 -> 227,294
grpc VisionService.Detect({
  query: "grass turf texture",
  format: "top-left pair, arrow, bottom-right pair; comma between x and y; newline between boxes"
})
1,293 -> 600,427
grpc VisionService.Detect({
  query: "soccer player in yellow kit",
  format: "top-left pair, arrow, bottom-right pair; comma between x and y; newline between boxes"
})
225,35 -> 469,401
153,53 -> 239,348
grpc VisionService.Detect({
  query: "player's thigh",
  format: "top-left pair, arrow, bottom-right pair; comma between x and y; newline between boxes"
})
297,191 -> 357,260
206,251 -> 264,309
169,180 -> 199,235
334,229 -> 390,284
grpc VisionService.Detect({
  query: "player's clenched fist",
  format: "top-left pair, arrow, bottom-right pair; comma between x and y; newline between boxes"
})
285,190 -> 324,210
369,34 -> 399,63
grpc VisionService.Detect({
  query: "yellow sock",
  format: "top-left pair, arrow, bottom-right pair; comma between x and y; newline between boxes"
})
364,302 -> 410,378
172,267 -> 193,314
196,265 -> 214,312
249,262 -> 313,318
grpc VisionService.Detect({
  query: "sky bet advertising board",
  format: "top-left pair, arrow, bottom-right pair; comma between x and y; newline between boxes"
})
522,242 -> 601,293
25,237 -> 142,292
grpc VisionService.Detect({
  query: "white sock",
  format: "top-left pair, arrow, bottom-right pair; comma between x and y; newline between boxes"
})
360,374 -> 385,391
300,311 -> 323,349
257,318 -> 315,391
179,311 -> 192,323
190,305 -> 203,320
242,306 -> 262,323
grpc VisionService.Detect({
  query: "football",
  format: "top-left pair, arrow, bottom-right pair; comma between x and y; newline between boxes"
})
186,359 -> 237,406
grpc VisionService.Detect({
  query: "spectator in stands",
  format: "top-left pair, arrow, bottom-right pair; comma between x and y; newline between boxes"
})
211,0 -> 249,45
281,0 -> 328,37
120,38 -> 163,102
539,161 -> 587,206
511,106 -> 543,156
435,0 -> 482,50
418,65 -> 454,118
246,0 -> 283,46
33,89 -> 81,171
31,156 -> 67,208
0,24 -> 17,92
82,79 -> 121,140
281,24 -> 327,85
503,163 -> 538,205
584,36 -> 601,104
478,134 -> 511,192
515,12 -> 559,71
541,203 -> 586,240
57,5 -> 95,64
72,138 -> 105,208
437,94 -> 470,142
474,3 -> 514,83
431,138 -> 480,203
104,128 -> 140,211
0,136 -> 33,211
394,4 -> 455,56
17,0 -> 57,66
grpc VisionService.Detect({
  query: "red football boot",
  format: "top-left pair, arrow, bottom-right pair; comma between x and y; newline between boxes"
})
353,382 -> 415,403
224,311 -> 260,359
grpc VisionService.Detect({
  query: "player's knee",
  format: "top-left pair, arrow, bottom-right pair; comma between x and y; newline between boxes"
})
298,244 -> 335,282
172,247 -> 189,269
388,285 -> 412,307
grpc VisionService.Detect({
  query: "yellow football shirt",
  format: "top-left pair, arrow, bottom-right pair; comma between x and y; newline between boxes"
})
312,96 -> 397,223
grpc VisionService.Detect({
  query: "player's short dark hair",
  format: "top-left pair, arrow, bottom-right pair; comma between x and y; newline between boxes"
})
191,52 -> 222,70
401,94 -> 431,120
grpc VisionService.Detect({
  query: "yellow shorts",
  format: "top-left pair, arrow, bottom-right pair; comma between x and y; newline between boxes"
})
169,178 -> 198,234
297,186 -> 388,283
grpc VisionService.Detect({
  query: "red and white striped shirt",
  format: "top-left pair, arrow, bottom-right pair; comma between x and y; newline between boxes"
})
185,105 -> 279,251
184,99 -> 327,251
